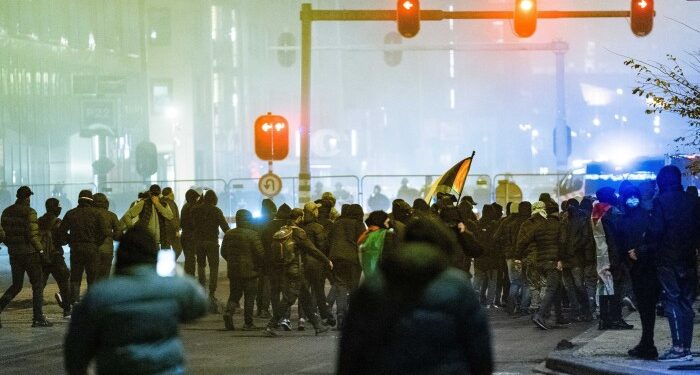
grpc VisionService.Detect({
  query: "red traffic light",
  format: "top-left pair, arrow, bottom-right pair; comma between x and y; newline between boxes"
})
396,0 -> 420,38
513,0 -> 537,38
630,0 -> 654,37
254,113 -> 289,161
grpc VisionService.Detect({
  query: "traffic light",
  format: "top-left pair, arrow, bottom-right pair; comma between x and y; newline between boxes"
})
254,113 -> 289,161
513,0 -> 537,38
396,0 -> 420,38
630,0 -> 654,37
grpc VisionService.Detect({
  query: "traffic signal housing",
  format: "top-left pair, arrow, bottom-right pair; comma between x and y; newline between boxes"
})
254,113 -> 289,161
630,0 -> 654,37
513,0 -> 537,38
396,0 -> 420,38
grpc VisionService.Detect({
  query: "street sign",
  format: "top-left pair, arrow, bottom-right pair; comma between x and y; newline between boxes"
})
259,172 -> 283,197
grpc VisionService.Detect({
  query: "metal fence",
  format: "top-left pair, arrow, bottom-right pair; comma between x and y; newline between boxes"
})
492,173 -> 569,205
3,182 -> 98,213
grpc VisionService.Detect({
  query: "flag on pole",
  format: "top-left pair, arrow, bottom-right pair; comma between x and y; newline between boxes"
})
424,151 -> 476,204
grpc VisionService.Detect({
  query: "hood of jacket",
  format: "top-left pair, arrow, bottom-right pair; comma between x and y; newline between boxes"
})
93,193 -> 109,210
276,203 -> 291,220
235,209 -> 253,229
203,190 -> 218,206
380,243 -> 450,289
185,189 -> 200,204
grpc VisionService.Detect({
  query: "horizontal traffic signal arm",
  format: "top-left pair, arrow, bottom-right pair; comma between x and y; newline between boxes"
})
304,9 -> 641,22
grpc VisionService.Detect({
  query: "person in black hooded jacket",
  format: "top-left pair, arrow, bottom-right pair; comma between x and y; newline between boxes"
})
649,166 -> 700,361
261,204 -> 292,324
179,189 -> 200,277
338,215 -> 492,375
253,198 -> 277,318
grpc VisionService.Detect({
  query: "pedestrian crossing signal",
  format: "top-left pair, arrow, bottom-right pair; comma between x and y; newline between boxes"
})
513,0 -> 537,38
630,0 -> 654,37
396,0 -> 420,38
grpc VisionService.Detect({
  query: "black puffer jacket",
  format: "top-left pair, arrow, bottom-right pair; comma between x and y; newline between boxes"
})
60,198 -> 106,246
38,213 -> 66,256
261,204 -> 292,272
221,210 -> 264,279
619,205 -> 655,263
301,216 -> 328,256
192,192 -> 230,242
180,189 -> 200,240
338,243 -> 492,375
501,212 -> 529,259
473,217 -> 500,271
650,185 -> 700,268
517,214 -> 561,269
2,199 -> 43,255
328,206 -> 366,264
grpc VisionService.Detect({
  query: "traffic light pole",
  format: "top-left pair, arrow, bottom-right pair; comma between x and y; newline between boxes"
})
298,3 -> 635,204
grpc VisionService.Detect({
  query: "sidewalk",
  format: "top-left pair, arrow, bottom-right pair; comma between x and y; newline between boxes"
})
546,306 -> 700,375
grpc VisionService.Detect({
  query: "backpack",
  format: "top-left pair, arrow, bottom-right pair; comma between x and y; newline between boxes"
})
271,226 -> 298,266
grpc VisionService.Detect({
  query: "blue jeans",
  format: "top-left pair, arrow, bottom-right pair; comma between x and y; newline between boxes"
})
507,260 -> 529,310
657,265 -> 697,349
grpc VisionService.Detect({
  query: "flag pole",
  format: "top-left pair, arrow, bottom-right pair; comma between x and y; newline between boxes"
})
457,151 -> 476,202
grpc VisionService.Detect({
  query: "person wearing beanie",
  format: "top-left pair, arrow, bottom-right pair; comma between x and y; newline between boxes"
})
179,189 -> 201,277
60,190 -> 107,305
265,207 -> 332,336
260,203 -> 292,322
591,186 -> 634,332
220,209 -> 264,330
301,201 -> 335,327
517,198 -> 567,330
0,186 -> 52,328
649,165 -> 700,361
191,190 -> 230,312
38,198 -> 72,318
92,193 -> 124,280
64,227 -> 207,375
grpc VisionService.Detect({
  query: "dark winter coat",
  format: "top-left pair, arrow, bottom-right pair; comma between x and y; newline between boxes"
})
559,207 -> 595,268
191,195 -> 229,242
221,212 -> 264,279
328,215 -> 366,265
93,195 -> 124,255
649,186 -> 700,268
1,199 -> 43,255
500,212 -> 529,259
338,243 -> 492,375
517,214 -> 561,269
162,198 -> 180,242
618,205 -> 655,263
473,218 -> 500,271
179,190 -> 199,240
38,213 -> 66,257
64,265 -> 207,375
600,208 -> 624,270
61,199 -> 107,247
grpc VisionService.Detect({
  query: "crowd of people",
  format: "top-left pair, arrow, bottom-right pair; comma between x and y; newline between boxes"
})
0,164 -> 697,372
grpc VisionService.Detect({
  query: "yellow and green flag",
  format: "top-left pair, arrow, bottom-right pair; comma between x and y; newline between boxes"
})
424,152 -> 476,203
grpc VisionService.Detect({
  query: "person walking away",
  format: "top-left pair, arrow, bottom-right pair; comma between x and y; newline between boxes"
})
649,166 -> 699,362
60,190 -> 107,305
221,209 -> 264,330
120,185 -> 174,250
0,186 -> 52,327
38,198 -> 72,318
358,211 -> 397,279
301,201 -> 335,327
559,198 -> 594,322
64,227 -> 207,375
592,187 -> 634,331
261,204 -> 292,328
254,198 -> 276,318
93,193 -> 124,279
327,204 -> 365,329
502,201 -> 532,315
618,185 -> 660,360
179,189 -> 200,276
338,215 -> 493,375
191,190 -> 230,312
265,208 -> 333,336
160,187 -> 183,260
473,204 -> 500,308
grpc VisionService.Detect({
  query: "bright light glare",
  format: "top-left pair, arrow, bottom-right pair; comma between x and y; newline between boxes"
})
165,106 -> 179,119
262,123 -> 272,132
593,117 -> 601,127
252,210 -> 262,219
274,122 -> 285,131
637,0 -> 648,9
402,1 -> 414,11
519,0 -> 534,12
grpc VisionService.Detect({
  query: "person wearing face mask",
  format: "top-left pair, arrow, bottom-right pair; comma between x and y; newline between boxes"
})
38,198 -> 72,318
618,185 -> 660,360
